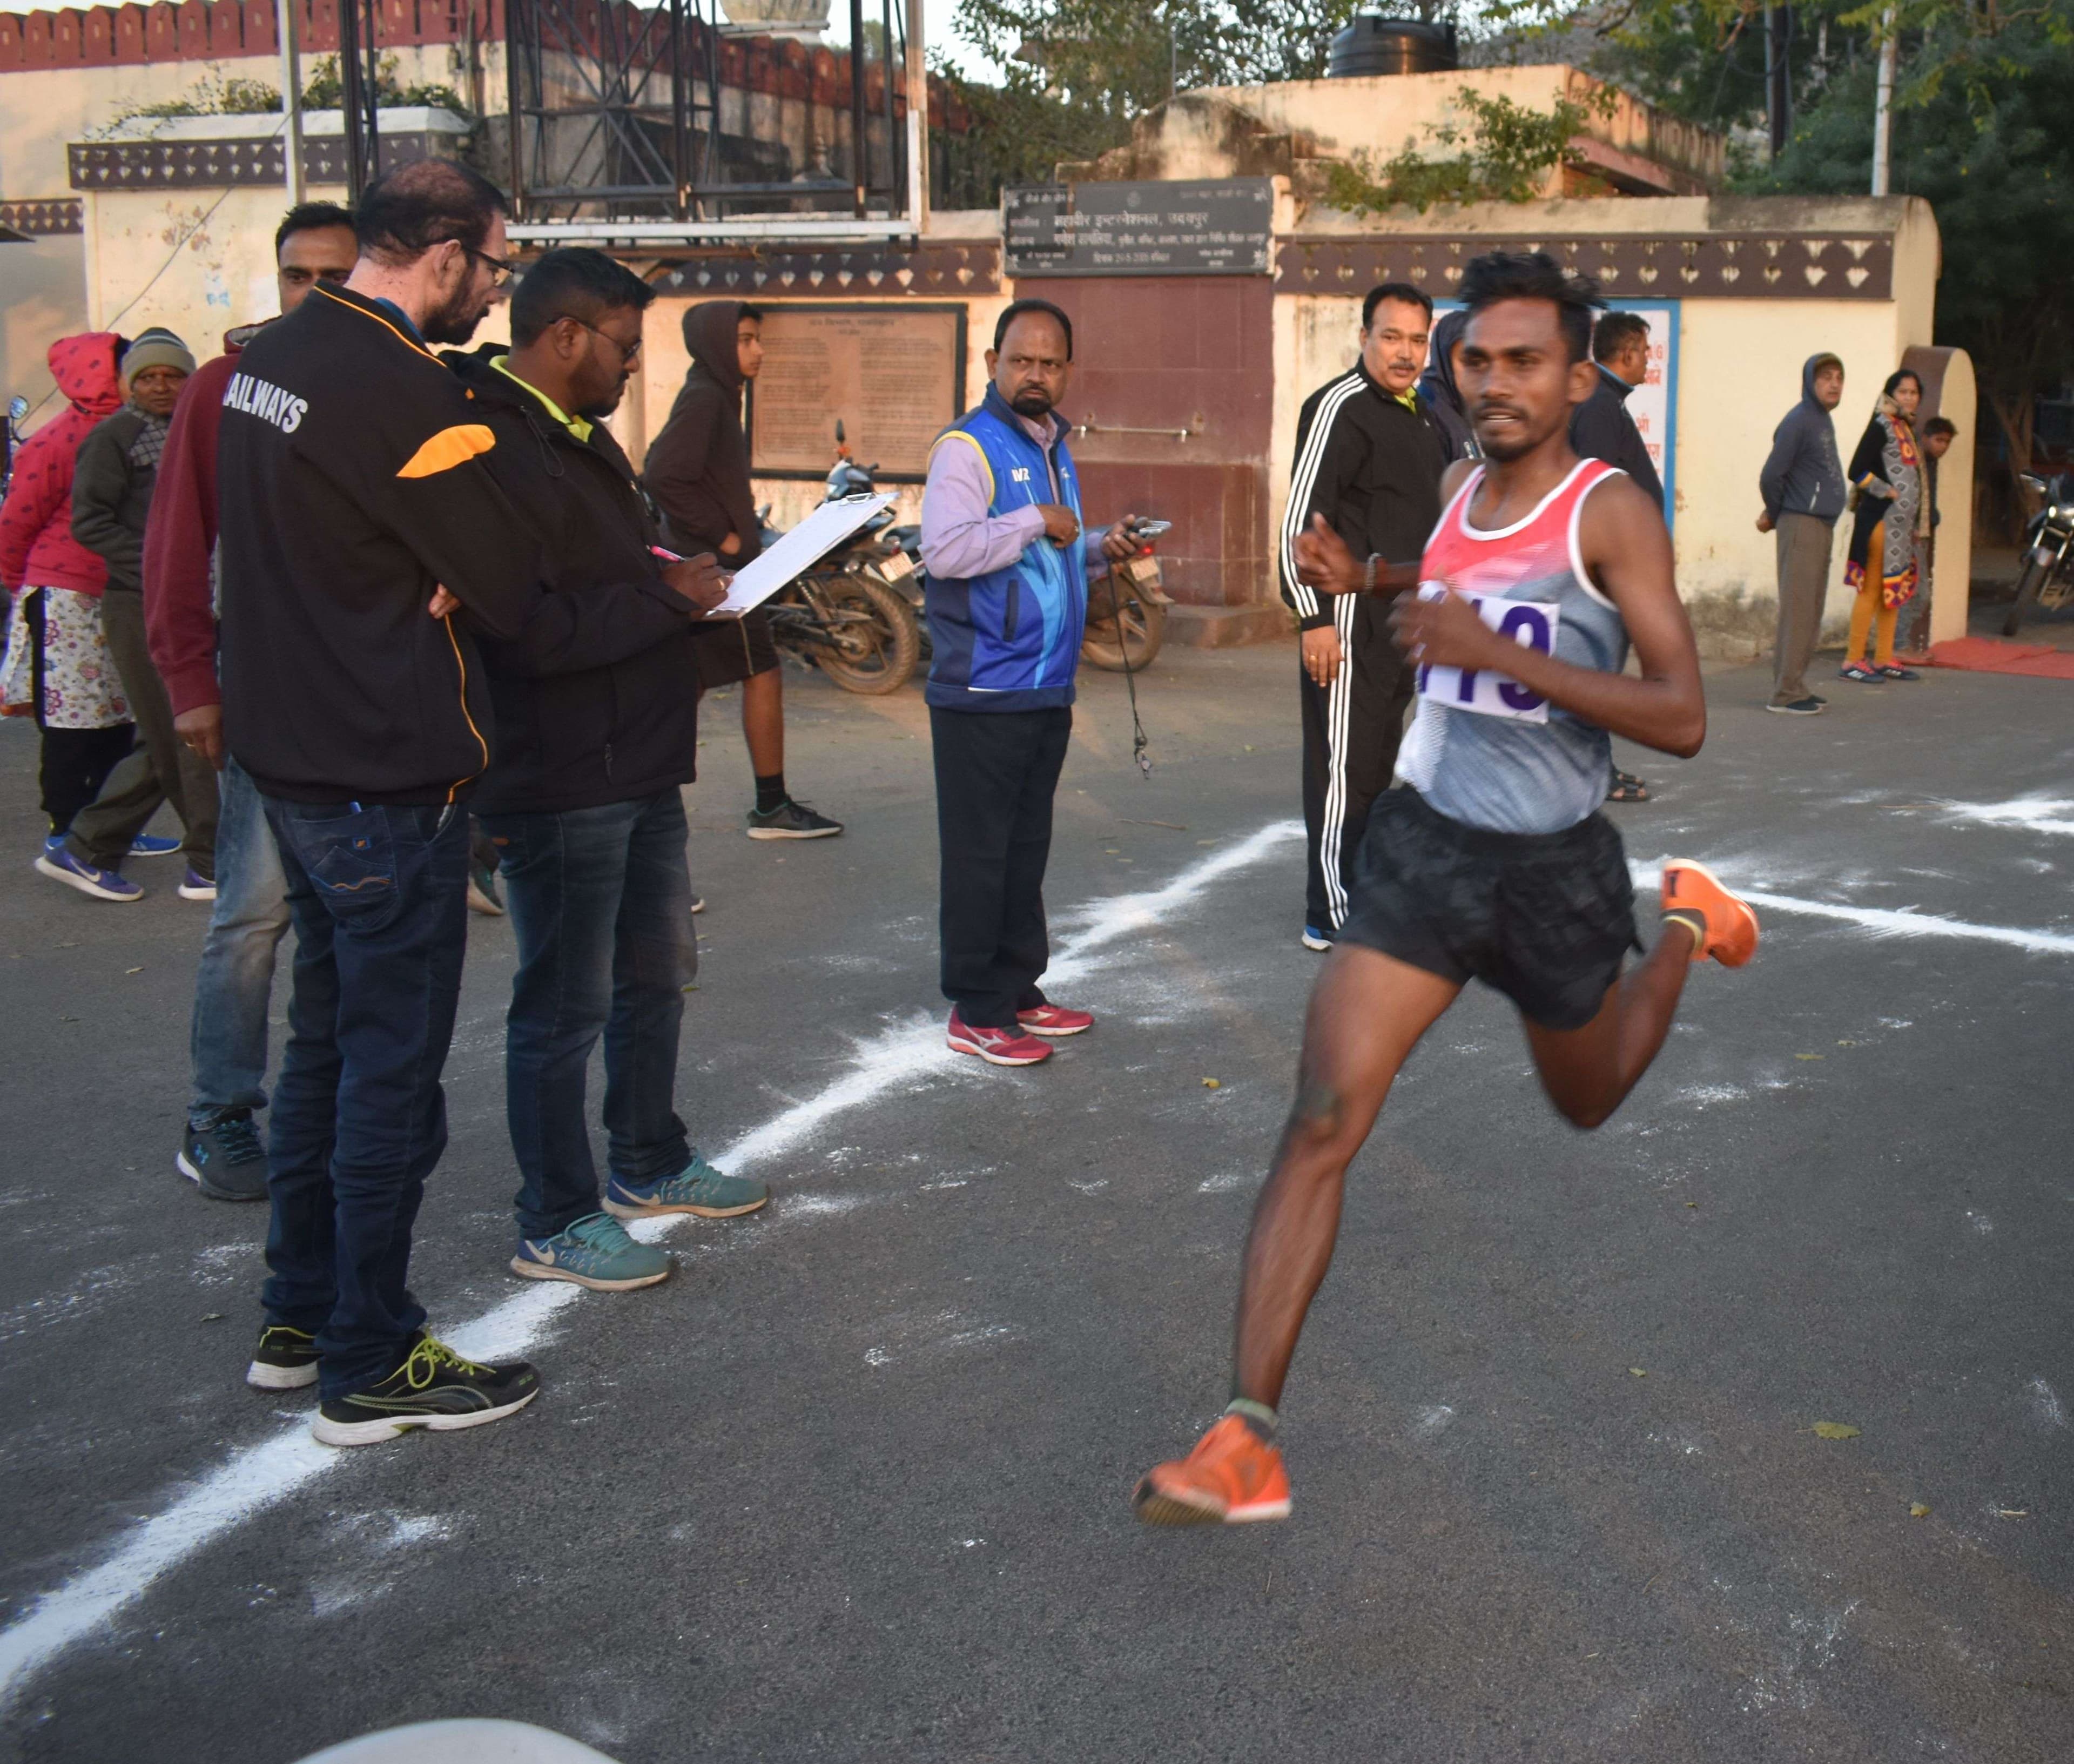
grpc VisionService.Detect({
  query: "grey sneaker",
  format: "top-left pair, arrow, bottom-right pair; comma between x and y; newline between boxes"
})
510,1211 -> 671,1291
179,1109 -> 267,1201
602,1154 -> 769,1220
746,799 -> 843,840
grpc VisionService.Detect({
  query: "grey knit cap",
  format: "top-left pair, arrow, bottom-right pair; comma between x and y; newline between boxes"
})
120,327 -> 196,383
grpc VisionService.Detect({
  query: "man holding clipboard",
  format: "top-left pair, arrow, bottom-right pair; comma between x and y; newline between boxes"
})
446,250 -> 771,1297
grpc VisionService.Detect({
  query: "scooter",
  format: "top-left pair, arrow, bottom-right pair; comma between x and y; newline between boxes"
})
2002,470 -> 2074,635
758,425 -> 922,696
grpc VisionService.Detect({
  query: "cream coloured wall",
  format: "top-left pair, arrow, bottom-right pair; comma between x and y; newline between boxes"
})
1673,297 -> 1912,641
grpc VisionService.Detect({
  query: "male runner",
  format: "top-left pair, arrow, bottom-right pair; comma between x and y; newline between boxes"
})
1134,252 -> 1759,1525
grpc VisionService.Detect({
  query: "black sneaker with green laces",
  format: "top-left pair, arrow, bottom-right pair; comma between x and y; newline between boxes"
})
246,1323 -> 320,1390
312,1335 -> 541,1447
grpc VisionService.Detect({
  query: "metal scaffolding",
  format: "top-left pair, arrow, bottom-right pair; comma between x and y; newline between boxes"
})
502,0 -> 916,230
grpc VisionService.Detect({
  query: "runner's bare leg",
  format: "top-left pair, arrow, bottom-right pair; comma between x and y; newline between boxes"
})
1520,921 -> 1699,1129
1231,945 -> 1461,1409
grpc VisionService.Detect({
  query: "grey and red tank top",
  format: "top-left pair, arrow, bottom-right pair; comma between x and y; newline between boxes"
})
1396,458 -> 1631,835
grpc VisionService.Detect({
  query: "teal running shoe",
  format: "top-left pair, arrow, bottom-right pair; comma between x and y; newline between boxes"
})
510,1211 -> 671,1290
603,1154 -> 769,1220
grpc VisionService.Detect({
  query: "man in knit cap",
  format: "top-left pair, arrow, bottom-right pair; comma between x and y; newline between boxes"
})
46,327 -> 219,901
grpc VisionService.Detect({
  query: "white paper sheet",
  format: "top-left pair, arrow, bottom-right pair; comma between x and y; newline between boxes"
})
706,494 -> 897,615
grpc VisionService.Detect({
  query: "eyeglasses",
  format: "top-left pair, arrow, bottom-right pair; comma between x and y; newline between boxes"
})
564,315 -> 643,365
461,245 -> 515,287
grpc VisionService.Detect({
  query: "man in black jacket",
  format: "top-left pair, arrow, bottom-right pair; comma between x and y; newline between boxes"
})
1278,282 -> 1449,950
445,248 -> 770,1295
1569,311 -> 1664,510
644,300 -> 841,840
217,159 -> 546,1447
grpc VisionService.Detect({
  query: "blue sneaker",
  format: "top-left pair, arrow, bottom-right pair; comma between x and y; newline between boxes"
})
35,846 -> 143,902
130,833 -> 183,858
511,1211 -> 671,1290
1301,925 -> 1334,951
178,867 -> 217,902
603,1154 -> 769,1221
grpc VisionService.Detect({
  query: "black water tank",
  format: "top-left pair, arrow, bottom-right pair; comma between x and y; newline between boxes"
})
1326,14 -> 1459,77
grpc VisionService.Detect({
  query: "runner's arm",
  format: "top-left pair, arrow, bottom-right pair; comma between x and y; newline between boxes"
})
1293,458 -> 1476,598
1388,472 -> 1705,757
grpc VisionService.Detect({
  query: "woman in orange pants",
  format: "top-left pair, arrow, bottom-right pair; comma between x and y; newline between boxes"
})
1839,369 -> 1925,683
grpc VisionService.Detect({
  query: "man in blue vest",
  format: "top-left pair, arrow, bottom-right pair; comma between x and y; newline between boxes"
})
919,299 -> 1141,1066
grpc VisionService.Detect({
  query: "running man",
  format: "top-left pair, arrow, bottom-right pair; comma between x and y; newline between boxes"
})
1134,252 -> 1759,1526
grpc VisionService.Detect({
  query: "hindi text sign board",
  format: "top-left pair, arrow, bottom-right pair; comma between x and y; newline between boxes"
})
1004,179 -> 1275,279
746,303 -> 968,482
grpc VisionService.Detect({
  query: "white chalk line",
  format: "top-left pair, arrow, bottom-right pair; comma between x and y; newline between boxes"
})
0,818 -> 1302,1705
1629,861 -> 2074,958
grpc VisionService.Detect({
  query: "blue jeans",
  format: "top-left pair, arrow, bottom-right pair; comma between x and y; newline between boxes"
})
259,797 -> 470,1399
190,757 -> 291,1118
479,790 -> 698,1241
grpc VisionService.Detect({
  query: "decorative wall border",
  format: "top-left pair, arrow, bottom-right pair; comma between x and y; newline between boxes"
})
68,131 -> 455,192
657,240 -> 999,298
1276,233 -> 1894,301
0,196 -> 84,235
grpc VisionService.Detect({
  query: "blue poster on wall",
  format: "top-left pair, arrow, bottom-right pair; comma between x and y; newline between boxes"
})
1433,299 -> 1678,532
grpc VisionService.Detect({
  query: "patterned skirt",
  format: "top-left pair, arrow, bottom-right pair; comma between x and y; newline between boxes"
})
1,587 -> 131,728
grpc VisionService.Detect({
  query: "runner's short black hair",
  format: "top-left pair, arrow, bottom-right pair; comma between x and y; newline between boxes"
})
355,159 -> 509,265
510,247 -> 655,347
1592,309 -> 1650,365
993,298 -> 1073,360
1922,415 -> 1957,438
1459,251 -> 1602,365
1363,281 -> 1433,329
275,201 -> 354,258
738,304 -> 765,323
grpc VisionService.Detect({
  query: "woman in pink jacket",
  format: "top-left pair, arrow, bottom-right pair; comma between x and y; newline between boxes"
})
0,333 -> 134,857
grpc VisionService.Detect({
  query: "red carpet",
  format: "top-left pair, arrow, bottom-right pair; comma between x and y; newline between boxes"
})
1929,636 -> 2074,679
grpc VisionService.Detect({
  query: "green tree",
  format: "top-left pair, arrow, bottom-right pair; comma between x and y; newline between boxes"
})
1755,19 -> 2074,495
939,0 -> 1379,200
1323,86 -> 1617,212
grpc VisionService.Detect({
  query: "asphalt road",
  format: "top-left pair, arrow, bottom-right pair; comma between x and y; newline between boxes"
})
3,642 -> 2072,1763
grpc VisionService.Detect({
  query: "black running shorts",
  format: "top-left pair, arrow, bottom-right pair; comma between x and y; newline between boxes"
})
1337,787 -> 1639,1031
689,605 -> 780,689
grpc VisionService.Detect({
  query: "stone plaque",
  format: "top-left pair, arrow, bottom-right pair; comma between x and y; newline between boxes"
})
746,303 -> 968,481
1004,179 -> 1275,278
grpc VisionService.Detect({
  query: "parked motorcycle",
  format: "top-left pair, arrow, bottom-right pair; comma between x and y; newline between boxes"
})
2002,470 -> 2074,636
760,425 -> 921,696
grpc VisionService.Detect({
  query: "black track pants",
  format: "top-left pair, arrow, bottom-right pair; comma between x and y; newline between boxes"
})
932,704 -> 1073,1028
1299,594 -> 1414,933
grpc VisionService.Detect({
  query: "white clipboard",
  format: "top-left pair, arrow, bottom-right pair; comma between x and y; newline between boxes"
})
693,494 -> 896,615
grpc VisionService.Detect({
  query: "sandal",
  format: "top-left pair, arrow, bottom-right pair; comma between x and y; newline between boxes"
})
1607,769 -> 1649,803
1838,661 -> 1885,683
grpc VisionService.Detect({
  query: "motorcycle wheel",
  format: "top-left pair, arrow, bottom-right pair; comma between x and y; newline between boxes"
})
810,570 -> 920,696
2001,558 -> 2045,638
1081,577 -> 1167,672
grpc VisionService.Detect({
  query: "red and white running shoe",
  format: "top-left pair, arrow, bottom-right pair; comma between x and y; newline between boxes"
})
1016,1003 -> 1094,1037
947,1008 -> 1052,1066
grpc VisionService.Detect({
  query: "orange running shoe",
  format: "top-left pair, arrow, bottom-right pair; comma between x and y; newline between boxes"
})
1661,859 -> 1760,967
1133,1415 -> 1291,1525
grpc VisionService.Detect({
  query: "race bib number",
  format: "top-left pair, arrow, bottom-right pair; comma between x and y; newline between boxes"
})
1413,583 -> 1559,724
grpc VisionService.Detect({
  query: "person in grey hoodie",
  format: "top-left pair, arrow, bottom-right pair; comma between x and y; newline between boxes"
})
1756,352 -> 1847,714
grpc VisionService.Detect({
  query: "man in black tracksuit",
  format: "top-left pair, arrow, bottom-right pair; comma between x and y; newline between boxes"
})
216,161 -> 547,1446
1278,282 -> 1449,947
444,248 -> 770,1297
